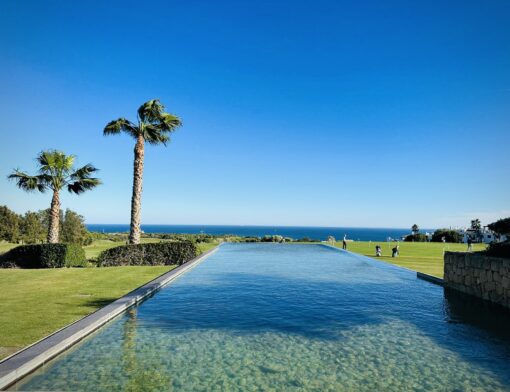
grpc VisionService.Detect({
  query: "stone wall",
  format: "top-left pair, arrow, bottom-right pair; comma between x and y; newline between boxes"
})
444,251 -> 510,309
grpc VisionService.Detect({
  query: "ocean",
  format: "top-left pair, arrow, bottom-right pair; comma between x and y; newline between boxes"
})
86,224 -> 431,242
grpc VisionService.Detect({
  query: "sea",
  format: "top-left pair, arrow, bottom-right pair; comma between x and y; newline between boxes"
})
86,224 -> 433,242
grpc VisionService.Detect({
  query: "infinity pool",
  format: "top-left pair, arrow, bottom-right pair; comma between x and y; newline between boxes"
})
12,244 -> 510,391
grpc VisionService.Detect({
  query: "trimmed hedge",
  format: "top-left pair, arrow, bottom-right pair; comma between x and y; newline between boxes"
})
0,243 -> 87,268
97,241 -> 198,267
404,233 -> 428,242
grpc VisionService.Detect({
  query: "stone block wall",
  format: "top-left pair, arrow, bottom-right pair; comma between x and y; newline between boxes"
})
444,251 -> 510,309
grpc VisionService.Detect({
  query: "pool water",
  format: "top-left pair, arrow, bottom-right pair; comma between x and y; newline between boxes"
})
12,244 -> 510,391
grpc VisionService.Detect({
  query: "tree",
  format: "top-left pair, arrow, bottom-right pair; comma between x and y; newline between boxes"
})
431,229 -> 462,243
0,205 -> 22,243
104,99 -> 182,244
61,209 -> 88,245
21,211 -> 45,244
470,219 -> 482,231
487,217 -> 510,241
8,150 -> 101,243
411,224 -> 419,235
37,208 -> 64,240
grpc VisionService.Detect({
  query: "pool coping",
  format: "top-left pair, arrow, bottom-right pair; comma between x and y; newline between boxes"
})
0,245 -> 220,390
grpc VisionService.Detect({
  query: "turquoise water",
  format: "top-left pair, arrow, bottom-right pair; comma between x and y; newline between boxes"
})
12,244 -> 510,391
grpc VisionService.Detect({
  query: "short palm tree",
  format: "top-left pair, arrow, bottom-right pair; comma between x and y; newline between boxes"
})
9,151 -> 101,243
104,99 -> 182,244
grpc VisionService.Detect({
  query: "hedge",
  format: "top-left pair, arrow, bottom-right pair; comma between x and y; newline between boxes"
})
97,241 -> 198,267
0,243 -> 87,268
404,233 -> 428,242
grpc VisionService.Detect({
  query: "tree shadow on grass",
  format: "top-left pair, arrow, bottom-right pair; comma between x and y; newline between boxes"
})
81,298 -> 116,308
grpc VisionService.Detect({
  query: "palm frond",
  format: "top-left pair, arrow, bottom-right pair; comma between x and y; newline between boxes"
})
67,177 -> 102,194
8,170 -> 47,192
37,150 -> 75,174
104,118 -> 139,138
159,113 -> 182,131
144,125 -> 171,145
137,99 -> 165,123
69,163 -> 99,181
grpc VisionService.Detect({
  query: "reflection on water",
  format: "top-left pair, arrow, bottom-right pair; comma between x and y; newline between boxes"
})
12,244 -> 510,391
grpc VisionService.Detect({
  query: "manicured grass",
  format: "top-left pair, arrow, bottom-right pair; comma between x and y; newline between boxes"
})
334,241 -> 487,278
0,242 -> 17,254
0,242 -> 218,360
0,266 -> 173,359
83,238 -> 165,259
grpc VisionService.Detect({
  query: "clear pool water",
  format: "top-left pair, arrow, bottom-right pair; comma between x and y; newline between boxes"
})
12,244 -> 510,391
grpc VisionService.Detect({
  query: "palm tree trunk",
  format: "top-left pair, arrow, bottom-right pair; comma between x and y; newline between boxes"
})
129,135 -> 144,244
47,190 -> 60,243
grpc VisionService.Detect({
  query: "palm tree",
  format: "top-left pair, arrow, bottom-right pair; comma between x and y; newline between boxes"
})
9,150 -> 101,243
104,99 -> 182,244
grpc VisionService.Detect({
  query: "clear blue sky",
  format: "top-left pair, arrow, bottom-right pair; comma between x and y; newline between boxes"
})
0,0 -> 509,228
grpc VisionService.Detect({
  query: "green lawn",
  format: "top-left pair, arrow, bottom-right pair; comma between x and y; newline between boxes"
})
0,242 -> 17,254
334,241 -> 486,278
0,241 -> 218,360
83,238 -> 169,259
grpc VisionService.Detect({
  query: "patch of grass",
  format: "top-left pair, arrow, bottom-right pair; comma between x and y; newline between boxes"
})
0,242 -> 218,359
334,241 -> 487,278
196,242 -> 219,254
0,266 -> 173,359
83,238 -> 163,259
0,242 -> 17,254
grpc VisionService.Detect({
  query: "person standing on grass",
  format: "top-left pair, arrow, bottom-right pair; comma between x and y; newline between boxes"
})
392,245 -> 399,257
375,245 -> 382,256
467,237 -> 473,251
342,234 -> 347,250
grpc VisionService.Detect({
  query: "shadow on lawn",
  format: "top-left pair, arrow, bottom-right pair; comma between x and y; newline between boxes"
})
82,298 -> 116,308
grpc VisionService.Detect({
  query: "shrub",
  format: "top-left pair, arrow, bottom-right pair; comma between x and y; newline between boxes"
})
0,243 -> 86,268
97,241 -> 198,267
431,229 -> 462,243
404,233 -> 428,242
484,241 -> 510,259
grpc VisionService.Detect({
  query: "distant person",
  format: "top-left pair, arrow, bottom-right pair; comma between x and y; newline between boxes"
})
342,234 -> 347,250
467,238 -> 473,251
441,236 -> 446,243
392,245 -> 399,257
375,245 -> 382,257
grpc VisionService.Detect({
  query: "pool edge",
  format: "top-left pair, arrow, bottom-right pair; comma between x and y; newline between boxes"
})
0,245 -> 220,391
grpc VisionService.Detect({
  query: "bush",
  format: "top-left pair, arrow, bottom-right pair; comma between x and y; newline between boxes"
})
404,233 -> 428,242
97,241 -> 198,267
484,241 -> 510,259
431,229 -> 462,243
0,243 -> 87,268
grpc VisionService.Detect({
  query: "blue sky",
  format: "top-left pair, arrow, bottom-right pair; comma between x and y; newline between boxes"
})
0,0 -> 509,228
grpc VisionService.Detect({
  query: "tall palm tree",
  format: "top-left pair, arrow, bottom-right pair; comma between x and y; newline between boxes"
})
9,150 -> 101,243
104,99 -> 182,244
